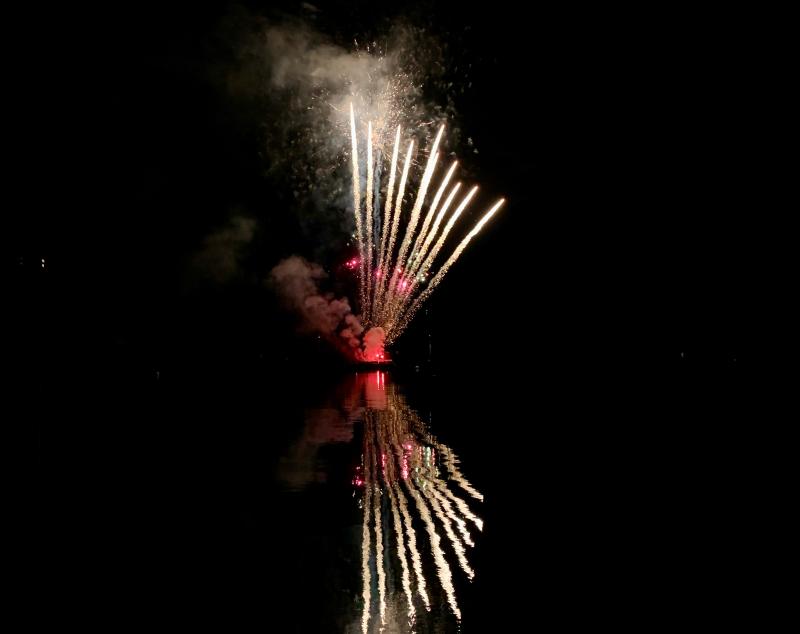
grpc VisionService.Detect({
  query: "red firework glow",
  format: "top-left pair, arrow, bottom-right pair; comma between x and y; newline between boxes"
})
345,257 -> 359,270
361,326 -> 389,364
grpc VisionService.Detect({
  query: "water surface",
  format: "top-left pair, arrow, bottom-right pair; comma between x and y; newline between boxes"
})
276,370 -> 484,633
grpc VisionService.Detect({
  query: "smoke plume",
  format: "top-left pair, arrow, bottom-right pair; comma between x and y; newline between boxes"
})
270,255 -> 385,360
188,214 -> 256,285
222,13 -> 462,227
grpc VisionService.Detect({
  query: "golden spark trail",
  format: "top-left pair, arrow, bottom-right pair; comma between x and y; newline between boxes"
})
349,103 -> 366,312
388,125 -> 445,303
376,139 -> 414,322
409,182 -> 461,281
408,161 -> 458,276
391,198 -> 503,341
364,121 -> 374,321
416,185 -> 478,282
387,185 -> 477,331
347,108 -> 506,350
386,149 -> 438,298
383,182 -> 462,333
373,126 -> 401,319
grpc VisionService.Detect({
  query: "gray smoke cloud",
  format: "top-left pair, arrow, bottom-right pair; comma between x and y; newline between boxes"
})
222,13 -> 461,229
189,214 -> 256,284
269,255 -> 364,356
277,406 -> 353,491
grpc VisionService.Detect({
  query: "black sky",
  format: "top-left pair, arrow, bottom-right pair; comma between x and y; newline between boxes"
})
11,1 -> 772,373
14,2 -> 786,630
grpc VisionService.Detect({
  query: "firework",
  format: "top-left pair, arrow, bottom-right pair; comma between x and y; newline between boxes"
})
355,372 -> 483,630
348,107 -> 505,346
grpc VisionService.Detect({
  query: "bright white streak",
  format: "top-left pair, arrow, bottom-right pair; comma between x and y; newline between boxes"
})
388,415 -> 430,610
394,483 -> 430,610
407,181 -> 463,284
438,443 -> 485,503
404,479 -> 462,620
364,121 -> 374,321
373,126 -> 401,318
419,480 -> 474,579
390,198 -> 505,342
349,103 -> 365,312
360,442 -> 372,633
388,185 -> 478,330
388,125 -> 445,300
370,417 -> 386,627
432,478 -> 484,531
429,482 -> 475,546
416,185 -> 478,280
387,477 -> 415,622
408,161 -> 459,276
376,139 -> 414,323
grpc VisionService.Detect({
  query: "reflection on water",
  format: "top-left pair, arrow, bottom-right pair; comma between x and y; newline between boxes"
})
356,371 -> 484,633
278,371 -> 483,632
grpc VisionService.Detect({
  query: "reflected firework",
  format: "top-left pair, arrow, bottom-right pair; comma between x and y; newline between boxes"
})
354,371 -> 483,632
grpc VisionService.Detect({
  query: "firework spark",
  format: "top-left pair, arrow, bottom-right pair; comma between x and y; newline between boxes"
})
355,372 -> 482,630
348,107 -> 505,348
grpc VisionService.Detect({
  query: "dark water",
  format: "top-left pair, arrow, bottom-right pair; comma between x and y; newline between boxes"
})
37,357 -> 764,631
40,365 -> 497,631
276,370 -> 484,632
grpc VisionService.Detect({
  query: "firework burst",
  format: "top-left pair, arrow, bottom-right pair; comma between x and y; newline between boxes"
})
348,106 -> 505,348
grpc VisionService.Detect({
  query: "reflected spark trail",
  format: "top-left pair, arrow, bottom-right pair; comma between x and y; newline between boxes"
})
361,421 -> 373,634
369,415 -> 387,627
387,414 -> 430,611
431,478 -> 484,532
381,412 -> 418,622
412,450 -> 474,580
348,108 -> 505,343
424,478 -> 475,548
436,444 -> 485,503
354,373 -> 483,628
387,481 -> 416,622
403,479 -> 461,620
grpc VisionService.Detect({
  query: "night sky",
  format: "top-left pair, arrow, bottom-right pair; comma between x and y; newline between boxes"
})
12,1 -> 761,370
15,1 -> 777,630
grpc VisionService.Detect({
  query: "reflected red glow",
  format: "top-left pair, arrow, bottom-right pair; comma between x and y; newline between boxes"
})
358,371 -> 388,409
